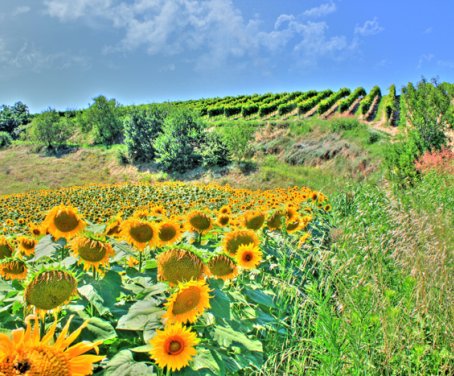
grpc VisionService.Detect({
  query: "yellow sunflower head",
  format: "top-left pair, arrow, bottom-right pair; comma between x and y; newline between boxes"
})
207,254 -> 238,281
0,258 -> 28,281
0,236 -> 14,260
24,269 -> 78,314
43,205 -> 86,240
298,232 -> 311,247
157,249 -> 206,286
286,216 -> 302,233
223,229 -> 260,256
324,203 -> 332,212
28,222 -> 45,238
149,323 -> 199,372
236,243 -> 262,269
216,214 -> 230,228
242,210 -> 266,231
186,211 -> 212,234
120,219 -> 157,251
163,280 -> 211,324
105,215 -> 122,237
70,236 -> 115,271
17,236 -> 38,257
219,205 -> 231,215
157,221 -> 181,246
0,315 -> 104,376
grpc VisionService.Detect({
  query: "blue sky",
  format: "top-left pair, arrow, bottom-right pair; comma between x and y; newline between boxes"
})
0,0 -> 453,113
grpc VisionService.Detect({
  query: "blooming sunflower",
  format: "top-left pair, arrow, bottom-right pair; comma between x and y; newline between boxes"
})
0,315 -> 104,376
149,323 -> 199,372
242,210 -> 265,231
207,254 -> 238,281
105,215 -> 122,237
216,214 -> 230,228
157,221 -> 181,246
28,223 -> 45,238
43,205 -> 86,240
120,219 -> 157,251
0,237 -> 13,260
17,236 -> 38,257
298,232 -> 311,247
157,249 -> 206,286
0,259 -> 28,281
186,211 -> 212,234
70,236 -> 115,272
164,280 -> 211,324
235,243 -> 262,269
266,210 -> 285,231
223,229 -> 260,256
24,269 -> 78,315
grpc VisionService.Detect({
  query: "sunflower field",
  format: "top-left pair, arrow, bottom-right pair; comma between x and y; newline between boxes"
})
0,182 -> 332,375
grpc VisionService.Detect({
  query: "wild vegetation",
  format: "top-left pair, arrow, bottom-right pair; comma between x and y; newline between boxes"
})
0,78 -> 453,375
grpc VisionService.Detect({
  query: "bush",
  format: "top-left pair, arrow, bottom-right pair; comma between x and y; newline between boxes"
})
317,88 -> 350,114
207,107 -> 224,117
0,101 -> 30,138
329,118 -> 360,132
85,95 -> 123,145
200,132 -> 231,168
28,109 -> 71,150
384,84 -> 397,122
224,106 -> 242,117
241,104 -> 259,117
218,124 -> 256,162
154,108 -> 206,172
359,86 -> 381,115
124,106 -> 166,163
0,131 -> 12,149
338,87 -> 366,113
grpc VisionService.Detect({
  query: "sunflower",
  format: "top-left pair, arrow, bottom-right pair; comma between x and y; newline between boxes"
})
286,217 -> 301,233
164,280 -> 211,324
149,323 -> 199,372
17,236 -> 37,257
127,256 -> 139,268
24,269 -> 78,314
207,254 -> 238,281
70,236 -> 115,271
216,214 -> 230,228
242,210 -> 265,231
0,259 -> 28,281
186,211 -> 212,234
236,244 -> 262,269
0,315 -> 104,376
0,237 -> 13,260
157,221 -> 181,246
105,215 -> 122,237
43,205 -> 86,240
157,249 -> 206,286
120,219 -> 157,251
324,203 -> 332,212
266,210 -> 285,231
28,223 -> 45,237
223,229 -> 259,256
218,205 -> 231,215
298,232 -> 311,247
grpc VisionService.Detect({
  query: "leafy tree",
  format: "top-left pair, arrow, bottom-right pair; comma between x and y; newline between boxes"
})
29,109 -> 71,149
0,101 -> 30,137
154,108 -> 206,172
218,123 -> 256,162
200,132 -> 231,168
403,78 -> 451,151
0,131 -> 12,149
85,96 -> 122,145
124,106 -> 166,162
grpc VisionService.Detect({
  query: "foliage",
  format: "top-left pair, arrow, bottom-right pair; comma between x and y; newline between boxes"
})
384,84 -> 397,122
200,132 -> 231,168
414,147 -> 454,174
124,106 -> 166,163
28,109 -> 72,149
154,108 -> 206,172
402,78 -> 451,151
359,85 -> 381,115
0,131 -> 12,149
218,124 -> 256,162
86,95 -> 123,145
0,101 -> 31,138
329,118 -> 360,132
317,88 -> 350,114
338,87 -> 366,113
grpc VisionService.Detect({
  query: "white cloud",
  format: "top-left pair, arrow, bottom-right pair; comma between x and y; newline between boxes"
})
354,17 -> 384,36
13,6 -> 31,16
303,2 -> 337,18
43,0 -> 356,70
417,53 -> 434,69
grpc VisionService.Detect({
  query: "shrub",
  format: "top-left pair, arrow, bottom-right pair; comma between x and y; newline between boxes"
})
359,86 -> 381,115
384,84 -> 397,122
0,101 -> 30,138
224,106 -> 242,117
0,131 -> 12,149
317,88 -> 350,114
207,107 -> 224,117
200,132 -> 231,168
124,106 -> 166,163
218,124 -> 256,162
338,87 -> 366,113
241,104 -> 259,117
85,95 -> 123,145
154,108 -> 206,172
28,109 -> 71,150
329,118 -> 360,132
278,103 -> 297,116
297,90 -> 332,115
415,147 -> 454,174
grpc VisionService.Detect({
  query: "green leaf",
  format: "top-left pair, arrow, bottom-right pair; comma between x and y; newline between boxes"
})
117,300 -> 163,331
212,325 -> 263,352
78,284 -> 111,316
30,235 -> 61,261
243,288 -> 275,309
209,287 -> 231,321
85,316 -> 117,342
104,350 -> 156,376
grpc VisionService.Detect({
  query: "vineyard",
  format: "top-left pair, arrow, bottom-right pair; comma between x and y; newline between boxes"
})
160,85 -> 395,124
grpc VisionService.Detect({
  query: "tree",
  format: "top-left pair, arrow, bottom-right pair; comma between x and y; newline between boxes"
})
154,108 -> 206,172
403,78 -> 451,151
0,101 -> 30,137
124,106 -> 166,162
29,109 -> 71,149
85,96 -> 122,145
